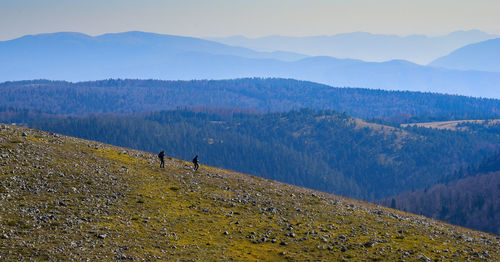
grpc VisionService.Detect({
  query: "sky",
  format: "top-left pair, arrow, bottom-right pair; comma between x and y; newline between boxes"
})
1,0 -> 500,40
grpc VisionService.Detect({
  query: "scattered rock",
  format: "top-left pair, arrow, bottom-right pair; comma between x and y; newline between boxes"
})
97,234 -> 107,239
418,254 -> 431,262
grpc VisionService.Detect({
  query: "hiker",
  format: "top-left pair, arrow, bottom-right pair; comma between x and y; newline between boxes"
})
158,150 -> 165,168
192,154 -> 199,171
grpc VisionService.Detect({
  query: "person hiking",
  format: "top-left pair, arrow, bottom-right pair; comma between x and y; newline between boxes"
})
158,150 -> 165,168
192,154 -> 199,171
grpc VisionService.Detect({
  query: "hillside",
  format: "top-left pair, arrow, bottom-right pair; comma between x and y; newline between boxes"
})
379,172 -> 500,235
2,78 -> 500,121
379,152 -> 500,235
401,119 -> 500,131
12,109 -> 500,200
429,38 -> 500,72
2,32 -> 500,98
1,124 -> 499,260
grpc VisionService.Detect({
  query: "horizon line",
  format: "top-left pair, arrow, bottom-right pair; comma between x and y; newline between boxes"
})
2,29 -> 500,42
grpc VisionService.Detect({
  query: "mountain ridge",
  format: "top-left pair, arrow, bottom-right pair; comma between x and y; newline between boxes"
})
2,78 -> 500,120
429,38 -> 500,72
207,30 -> 499,64
2,32 -> 500,98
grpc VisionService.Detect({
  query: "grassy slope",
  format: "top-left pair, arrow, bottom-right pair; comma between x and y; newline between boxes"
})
400,119 -> 500,130
0,124 -> 498,261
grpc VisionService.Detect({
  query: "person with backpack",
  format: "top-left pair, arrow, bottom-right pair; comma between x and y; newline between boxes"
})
158,150 -> 165,168
192,154 -> 199,171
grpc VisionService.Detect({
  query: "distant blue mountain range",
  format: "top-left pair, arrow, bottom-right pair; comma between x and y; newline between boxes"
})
1,31 -> 500,98
430,38 -> 500,72
207,30 -> 498,64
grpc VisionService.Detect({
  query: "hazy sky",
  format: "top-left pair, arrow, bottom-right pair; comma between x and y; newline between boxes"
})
1,0 -> 500,40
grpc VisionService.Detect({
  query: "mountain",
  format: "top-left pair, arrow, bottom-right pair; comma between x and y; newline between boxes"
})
0,31 -> 307,80
2,32 -> 500,98
6,108 -> 500,200
429,38 -> 500,72
380,171 -> 500,235
379,152 -> 500,235
2,79 -> 500,121
1,124 -> 499,260
207,30 -> 499,64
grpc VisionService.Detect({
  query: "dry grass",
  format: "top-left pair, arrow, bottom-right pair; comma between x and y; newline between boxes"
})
401,119 -> 500,131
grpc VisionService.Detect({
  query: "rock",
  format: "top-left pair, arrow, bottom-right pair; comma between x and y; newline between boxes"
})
363,239 -> 377,248
280,241 -> 287,246
97,234 -> 107,239
418,254 -> 431,262
22,132 -> 27,137
363,241 -> 375,248
223,231 -> 229,235
341,246 -> 347,252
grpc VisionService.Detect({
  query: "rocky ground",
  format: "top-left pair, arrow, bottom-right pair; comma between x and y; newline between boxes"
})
0,124 -> 499,261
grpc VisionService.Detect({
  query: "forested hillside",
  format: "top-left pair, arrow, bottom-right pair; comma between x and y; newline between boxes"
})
441,151 -> 500,183
379,152 -> 500,235
15,109 -> 500,200
380,156 -> 500,235
381,172 -> 500,235
2,79 -> 500,122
